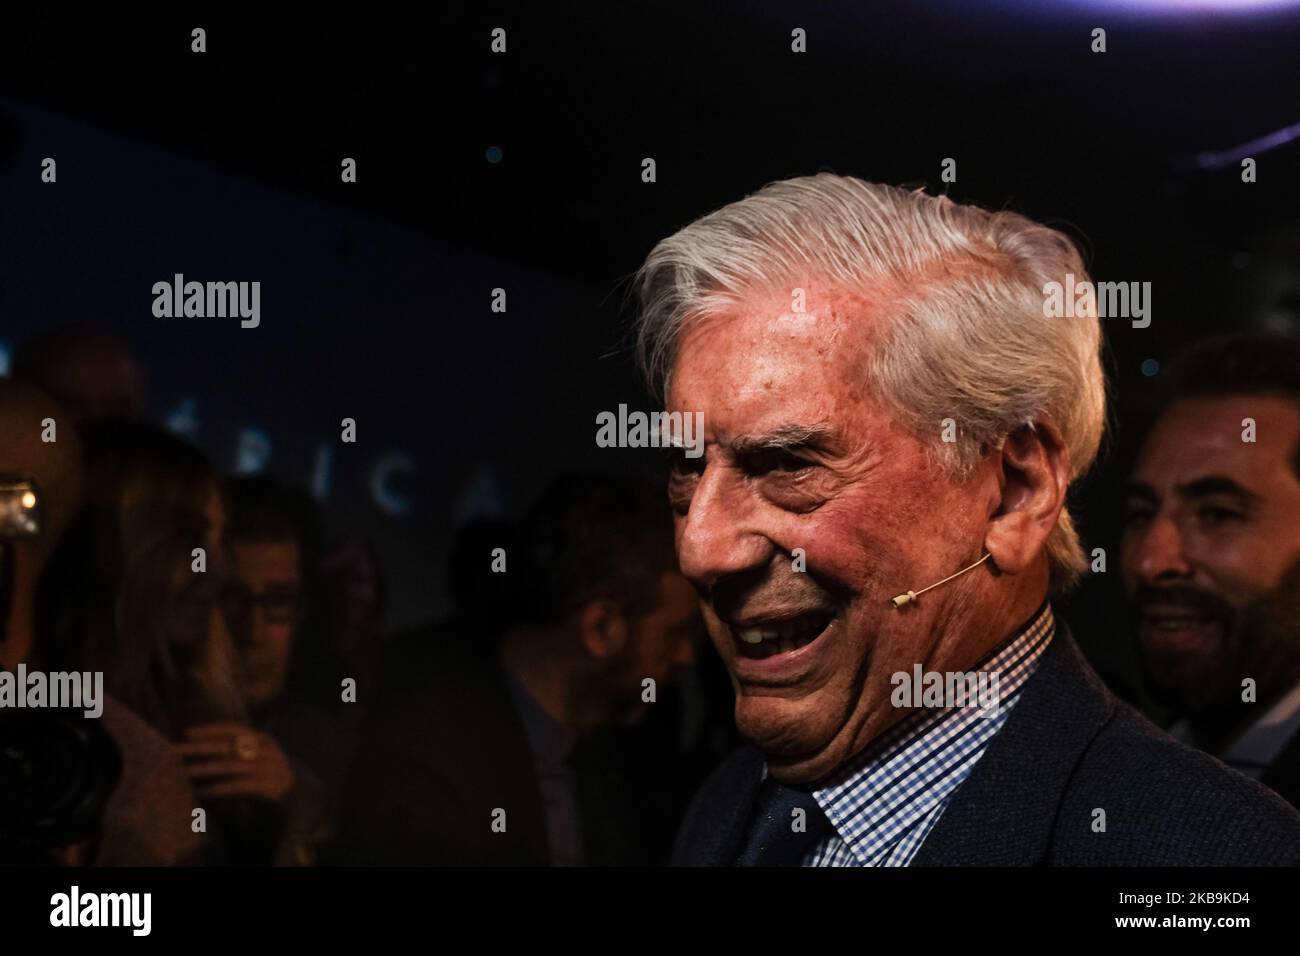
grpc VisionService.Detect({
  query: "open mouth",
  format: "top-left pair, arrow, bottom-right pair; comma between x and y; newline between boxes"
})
1139,603 -> 1219,630
731,610 -> 835,660
1144,614 -> 1213,630
1138,606 -> 1223,642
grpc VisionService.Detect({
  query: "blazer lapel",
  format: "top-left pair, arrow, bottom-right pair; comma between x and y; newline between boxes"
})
672,745 -> 766,865
911,622 -> 1116,866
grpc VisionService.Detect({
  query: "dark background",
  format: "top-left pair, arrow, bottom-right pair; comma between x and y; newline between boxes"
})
2,2 -> 1298,685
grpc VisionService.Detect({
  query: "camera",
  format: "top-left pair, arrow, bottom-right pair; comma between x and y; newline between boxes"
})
0,474 -> 121,865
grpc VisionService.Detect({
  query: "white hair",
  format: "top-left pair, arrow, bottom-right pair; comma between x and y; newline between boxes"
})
632,173 -> 1106,592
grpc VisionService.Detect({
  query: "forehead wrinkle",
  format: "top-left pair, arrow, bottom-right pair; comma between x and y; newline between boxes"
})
669,284 -> 907,455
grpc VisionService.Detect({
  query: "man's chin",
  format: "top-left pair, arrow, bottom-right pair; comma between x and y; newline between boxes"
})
1144,668 -> 1238,718
734,692 -> 851,785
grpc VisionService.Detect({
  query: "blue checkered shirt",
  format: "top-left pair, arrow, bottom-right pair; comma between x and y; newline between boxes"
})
800,603 -> 1055,866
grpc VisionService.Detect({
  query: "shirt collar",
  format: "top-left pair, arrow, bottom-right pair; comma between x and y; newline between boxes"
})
1221,678 -> 1300,772
807,602 -> 1056,864
501,667 -> 576,764
1168,680 -> 1300,777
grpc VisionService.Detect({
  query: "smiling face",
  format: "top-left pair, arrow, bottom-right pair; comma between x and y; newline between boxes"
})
1121,394 -> 1300,718
664,284 -> 1002,783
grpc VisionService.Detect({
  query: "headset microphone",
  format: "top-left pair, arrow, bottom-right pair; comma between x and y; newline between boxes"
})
891,552 -> 993,609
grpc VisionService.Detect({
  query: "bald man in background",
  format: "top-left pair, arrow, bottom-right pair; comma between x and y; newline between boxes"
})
0,379 -> 200,865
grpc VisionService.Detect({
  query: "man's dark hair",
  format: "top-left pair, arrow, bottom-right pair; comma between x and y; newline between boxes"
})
225,475 -> 322,565
224,475 -> 330,701
1162,332 -> 1300,476
511,472 -> 680,628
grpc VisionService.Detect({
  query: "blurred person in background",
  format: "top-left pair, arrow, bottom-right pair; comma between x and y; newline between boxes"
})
223,475 -> 359,854
1122,333 -> 1300,808
13,325 -> 146,424
333,472 -> 702,865
0,380 -> 199,866
37,422 -> 324,864
318,535 -> 387,715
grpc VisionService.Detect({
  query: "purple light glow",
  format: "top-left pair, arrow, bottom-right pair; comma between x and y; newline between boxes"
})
1059,0 -> 1300,11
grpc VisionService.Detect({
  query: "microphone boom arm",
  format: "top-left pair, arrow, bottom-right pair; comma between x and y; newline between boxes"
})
891,552 -> 992,609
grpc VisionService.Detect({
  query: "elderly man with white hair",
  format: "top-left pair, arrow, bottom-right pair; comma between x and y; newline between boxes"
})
637,173 -> 1300,866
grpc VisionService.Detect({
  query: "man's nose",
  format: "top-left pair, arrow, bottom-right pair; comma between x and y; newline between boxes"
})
676,464 -> 770,588
1131,514 -> 1194,584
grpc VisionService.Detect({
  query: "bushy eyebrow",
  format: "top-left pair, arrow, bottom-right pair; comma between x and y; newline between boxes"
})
730,422 -> 837,456
1177,476 -> 1261,503
1124,476 -> 1262,504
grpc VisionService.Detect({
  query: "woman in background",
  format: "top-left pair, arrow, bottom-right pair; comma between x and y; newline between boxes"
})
39,422 -> 324,864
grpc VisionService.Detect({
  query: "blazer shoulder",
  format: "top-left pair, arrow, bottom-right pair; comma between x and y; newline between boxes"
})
672,745 -> 765,866
1056,701 -> 1300,865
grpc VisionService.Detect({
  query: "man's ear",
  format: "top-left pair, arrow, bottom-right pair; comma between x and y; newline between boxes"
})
984,421 -> 1070,576
576,599 -> 630,660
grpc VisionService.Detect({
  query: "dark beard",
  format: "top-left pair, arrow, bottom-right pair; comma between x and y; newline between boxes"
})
1137,558 -> 1300,728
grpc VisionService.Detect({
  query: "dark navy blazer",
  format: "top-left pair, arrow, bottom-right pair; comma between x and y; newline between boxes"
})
673,621 -> 1300,866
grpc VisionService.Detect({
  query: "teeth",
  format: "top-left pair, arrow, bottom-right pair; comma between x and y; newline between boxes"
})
1153,618 -> 1204,629
735,617 -> 826,645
